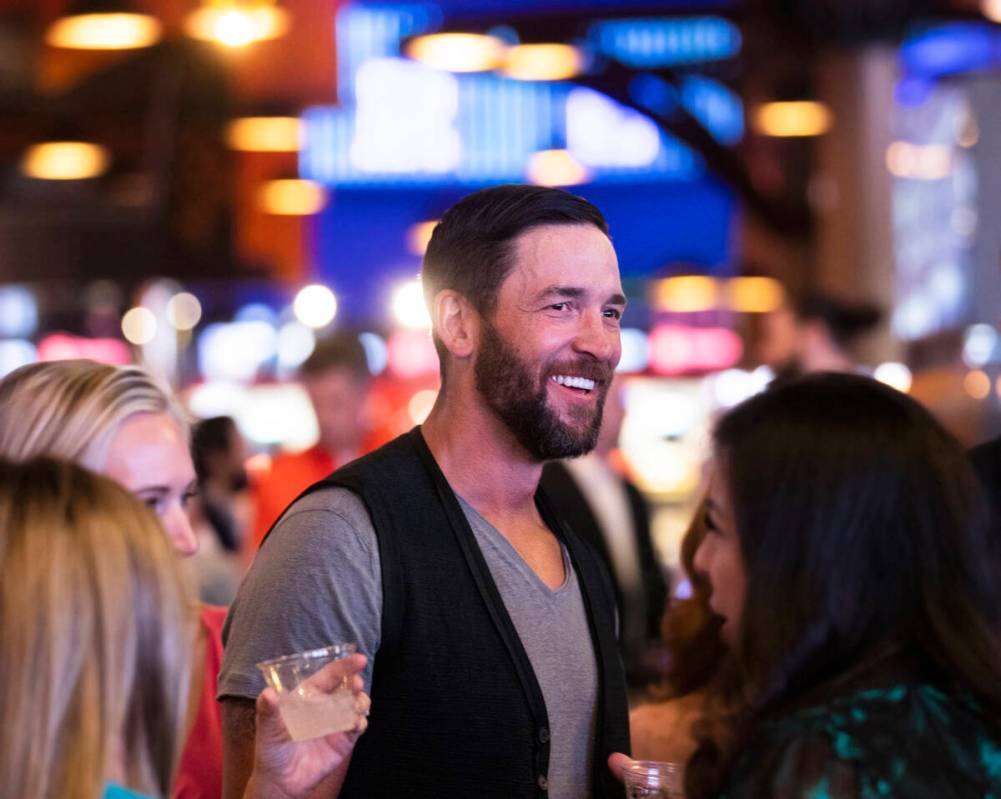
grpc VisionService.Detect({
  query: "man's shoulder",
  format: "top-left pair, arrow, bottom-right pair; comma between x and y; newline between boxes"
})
970,435 -> 1001,486
267,484 -> 377,555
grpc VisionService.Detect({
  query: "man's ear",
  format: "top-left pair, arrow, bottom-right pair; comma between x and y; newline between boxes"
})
433,290 -> 479,361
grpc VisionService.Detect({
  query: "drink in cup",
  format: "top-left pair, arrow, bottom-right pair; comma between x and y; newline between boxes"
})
622,760 -> 684,799
257,643 -> 359,741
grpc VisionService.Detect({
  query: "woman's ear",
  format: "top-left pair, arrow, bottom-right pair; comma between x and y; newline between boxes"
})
433,289 -> 478,361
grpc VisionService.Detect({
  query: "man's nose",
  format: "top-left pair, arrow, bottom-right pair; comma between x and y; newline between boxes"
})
572,310 -> 620,365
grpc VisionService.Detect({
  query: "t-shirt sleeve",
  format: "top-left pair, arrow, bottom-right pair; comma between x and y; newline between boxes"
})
725,730 -> 860,799
217,486 -> 382,701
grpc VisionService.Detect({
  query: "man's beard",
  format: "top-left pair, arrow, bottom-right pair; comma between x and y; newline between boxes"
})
474,319 -> 612,461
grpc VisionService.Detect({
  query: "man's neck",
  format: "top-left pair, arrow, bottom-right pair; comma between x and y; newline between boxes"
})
421,395 -> 542,520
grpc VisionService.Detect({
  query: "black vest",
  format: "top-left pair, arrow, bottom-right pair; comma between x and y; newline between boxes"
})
283,428 -> 629,798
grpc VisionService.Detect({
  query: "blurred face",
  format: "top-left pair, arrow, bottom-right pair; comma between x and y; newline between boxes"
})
102,412 -> 199,557
693,466 -> 746,643
473,224 -> 625,461
304,368 -> 369,455
756,305 -> 800,371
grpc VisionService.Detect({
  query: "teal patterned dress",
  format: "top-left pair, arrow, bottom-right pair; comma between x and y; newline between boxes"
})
721,666 -> 1001,798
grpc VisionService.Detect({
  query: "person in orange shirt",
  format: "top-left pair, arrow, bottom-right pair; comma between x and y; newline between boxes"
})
249,332 -> 373,552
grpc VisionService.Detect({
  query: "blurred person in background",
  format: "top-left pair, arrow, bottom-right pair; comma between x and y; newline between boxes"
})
0,457 -> 371,799
219,185 -> 629,799
190,416 -> 252,606
541,374 -> 667,688
757,291 -> 882,383
629,497 -> 725,764
0,360 -> 222,799
248,331 -> 373,553
614,373 -> 1001,797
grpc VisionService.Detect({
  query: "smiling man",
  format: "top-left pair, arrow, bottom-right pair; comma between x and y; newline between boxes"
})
218,185 -> 630,799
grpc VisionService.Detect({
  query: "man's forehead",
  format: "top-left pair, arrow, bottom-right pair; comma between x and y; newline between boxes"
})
503,223 -> 621,290
510,221 -> 609,252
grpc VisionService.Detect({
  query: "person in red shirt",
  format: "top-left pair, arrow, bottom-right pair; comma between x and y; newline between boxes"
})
249,332 -> 373,552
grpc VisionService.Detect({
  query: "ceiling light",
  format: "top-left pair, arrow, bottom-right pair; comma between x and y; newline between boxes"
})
225,117 -> 301,152
46,12 -> 161,50
753,101 -> 832,137
502,44 -> 583,81
405,32 -> 508,72
186,3 -> 290,48
651,276 -> 719,313
20,141 -> 110,180
257,179 -> 327,215
724,277 -> 785,313
526,149 -> 590,186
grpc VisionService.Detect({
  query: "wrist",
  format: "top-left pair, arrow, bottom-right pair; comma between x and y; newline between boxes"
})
243,770 -> 296,799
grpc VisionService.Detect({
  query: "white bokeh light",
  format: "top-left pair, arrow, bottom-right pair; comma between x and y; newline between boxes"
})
874,362 -> 913,393
293,284 -> 338,329
391,280 -> 431,330
121,307 -> 157,345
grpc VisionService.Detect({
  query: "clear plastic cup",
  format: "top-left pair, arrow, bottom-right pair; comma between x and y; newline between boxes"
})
256,643 -> 359,741
622,760 -> 684,799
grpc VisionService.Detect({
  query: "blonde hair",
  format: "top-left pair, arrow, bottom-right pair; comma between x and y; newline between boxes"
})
0,458 -> 193,799
0,359 -> 188,470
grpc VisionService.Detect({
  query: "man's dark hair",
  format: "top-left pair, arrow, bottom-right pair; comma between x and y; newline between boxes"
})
298,331 -> 370,381
422,184 -> 609,369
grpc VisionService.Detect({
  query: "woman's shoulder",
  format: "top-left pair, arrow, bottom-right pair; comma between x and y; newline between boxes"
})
727,681 -> 1001,798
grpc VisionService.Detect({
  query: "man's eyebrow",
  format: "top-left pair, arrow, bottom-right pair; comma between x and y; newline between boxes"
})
536,285 -> 585,301
534,286 -> 628,306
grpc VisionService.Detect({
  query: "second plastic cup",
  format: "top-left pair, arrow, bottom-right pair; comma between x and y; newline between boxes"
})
622,759 -> 684,799
257,643 -> 359,741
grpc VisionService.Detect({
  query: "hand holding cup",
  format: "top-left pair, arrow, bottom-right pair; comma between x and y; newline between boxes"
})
247,647 -> 370,799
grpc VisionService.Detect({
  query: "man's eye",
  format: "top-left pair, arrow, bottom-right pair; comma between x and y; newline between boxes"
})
603,308 -> 622,320
549,303 -> 567,311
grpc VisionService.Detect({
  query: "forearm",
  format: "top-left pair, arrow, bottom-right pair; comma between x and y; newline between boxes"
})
222,698 -> 258,799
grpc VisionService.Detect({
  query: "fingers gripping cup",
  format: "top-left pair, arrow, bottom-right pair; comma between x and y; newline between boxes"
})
622,760 -> 684,799
257,644 -> 360,741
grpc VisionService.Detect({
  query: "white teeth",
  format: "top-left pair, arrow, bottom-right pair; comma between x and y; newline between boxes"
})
551,374 -> 596,391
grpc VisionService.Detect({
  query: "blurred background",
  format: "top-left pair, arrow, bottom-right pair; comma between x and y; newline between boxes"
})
2,0 -> 1001,592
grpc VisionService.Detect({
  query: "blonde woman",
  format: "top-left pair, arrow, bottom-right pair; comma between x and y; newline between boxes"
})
0,458 -> 193,799
0,360 -> 215,797
0,458 -> 371,799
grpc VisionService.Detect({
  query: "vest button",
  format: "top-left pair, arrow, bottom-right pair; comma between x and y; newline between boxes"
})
537,775 -> 549,791
538,727 -> 550,744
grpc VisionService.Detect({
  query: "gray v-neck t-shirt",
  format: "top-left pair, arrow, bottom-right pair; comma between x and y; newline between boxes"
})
219,486 -> 599,799
459,496 -> 599,799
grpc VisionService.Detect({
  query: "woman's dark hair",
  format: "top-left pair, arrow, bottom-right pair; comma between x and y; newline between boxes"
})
658,498 -> 726,698
687,372 -> 1001,797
